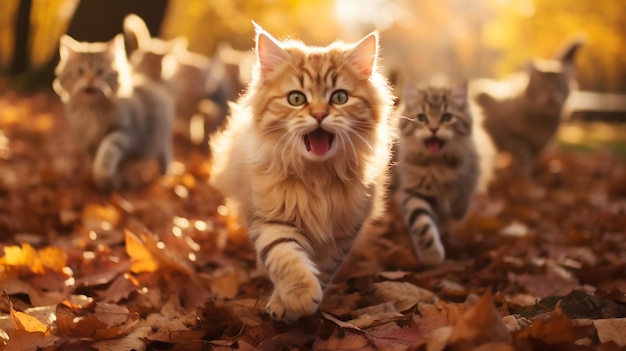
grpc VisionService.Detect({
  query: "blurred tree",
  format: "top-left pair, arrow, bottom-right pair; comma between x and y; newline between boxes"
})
0,0 -> 20,73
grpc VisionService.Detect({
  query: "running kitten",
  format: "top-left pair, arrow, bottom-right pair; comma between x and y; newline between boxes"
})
470,40 -> 582,175
53,34 -> 174,191
209,25 -> 394,321
396,81 -> 479,266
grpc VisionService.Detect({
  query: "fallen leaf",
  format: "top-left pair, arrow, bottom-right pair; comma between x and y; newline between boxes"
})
91,326 -> 152,351
448,291 -> 511,347
515,306 -> 589,346
6,293 -> 48,333
370,281 -> 436,311
593,318 -> 626,346
4,329 -> 58,351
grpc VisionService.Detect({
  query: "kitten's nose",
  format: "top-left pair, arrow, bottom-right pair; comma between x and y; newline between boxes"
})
429,127 -> 439,133
311,111 -> 328,123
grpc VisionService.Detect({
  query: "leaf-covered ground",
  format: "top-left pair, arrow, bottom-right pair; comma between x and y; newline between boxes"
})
1,87 -> 625,351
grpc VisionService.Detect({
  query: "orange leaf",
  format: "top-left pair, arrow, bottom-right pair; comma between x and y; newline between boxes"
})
5,293 -> 48,333
125,229 -> 159,273
0,243 -> 67,275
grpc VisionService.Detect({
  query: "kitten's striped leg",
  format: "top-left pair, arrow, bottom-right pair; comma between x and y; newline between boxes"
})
92,131 -> 130,191
157,145 -> 172,176
250,220 -> 322,322
401,193 -> 445,267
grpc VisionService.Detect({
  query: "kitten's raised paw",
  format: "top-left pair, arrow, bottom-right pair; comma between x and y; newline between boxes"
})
266,279 -> 323,322
413,227 -> 445,267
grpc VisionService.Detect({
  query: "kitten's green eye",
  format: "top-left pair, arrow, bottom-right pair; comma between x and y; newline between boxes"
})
441,113 -> 453,122
95,68 -> 105,75
417,113 -> 427,122
330,90 -> 348,105
77,67 -> 84,75
287,91 -> 307,106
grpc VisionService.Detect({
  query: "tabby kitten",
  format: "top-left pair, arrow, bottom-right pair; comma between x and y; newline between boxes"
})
209,25 -> 394,321
396,81 -> 479,267
470,40 -> 582,175
53,34 -> 174,191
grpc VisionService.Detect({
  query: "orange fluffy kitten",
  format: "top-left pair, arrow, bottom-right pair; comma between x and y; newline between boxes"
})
209,25 -> 394,321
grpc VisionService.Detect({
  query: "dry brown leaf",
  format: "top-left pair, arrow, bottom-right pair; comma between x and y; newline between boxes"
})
208,266 -> 243,299
370,281 -> 436,311
321,312 -> 362,331
514,306 -> 588,345
448,291 -> 511,347
4,329 -> 58,351
593,318 -> 626,346
93,303 -> 133,326
91,326 -> 151,351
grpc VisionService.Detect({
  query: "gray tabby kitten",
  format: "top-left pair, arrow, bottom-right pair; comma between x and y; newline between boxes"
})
53,34 -> 174,191
396,81 -> 479,267
470,40 -> 582,175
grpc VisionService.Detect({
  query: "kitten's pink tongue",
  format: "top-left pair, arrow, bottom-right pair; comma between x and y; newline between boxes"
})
307,129 -> 332,156
426,139 -> 441,154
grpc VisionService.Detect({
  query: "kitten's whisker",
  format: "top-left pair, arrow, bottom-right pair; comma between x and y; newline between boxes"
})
346,128 -> 374,152
340,130 -> 359,161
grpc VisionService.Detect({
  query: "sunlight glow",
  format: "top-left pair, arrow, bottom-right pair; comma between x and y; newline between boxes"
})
170,161 -> 186,175
174,184 -> 189,198
334,0 -> 397,30
173,216 -> 190,229
88,231 -> 97,240
185,236 -> 200,251
0,131 -> 11,160
194,220 -> 208,231
217,205 -> 228,216
172,225 -> 183,237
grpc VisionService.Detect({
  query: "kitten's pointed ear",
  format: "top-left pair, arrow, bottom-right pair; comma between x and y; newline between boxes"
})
59,35 -> 80,61
451,80 -> 468,106
524,60 -> 540,75
254,23 -> 289,79
108,34 -> 126,58
347,32 -> 378,78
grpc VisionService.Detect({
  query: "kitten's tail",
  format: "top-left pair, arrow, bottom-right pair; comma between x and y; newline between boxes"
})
556,36 -> 585,64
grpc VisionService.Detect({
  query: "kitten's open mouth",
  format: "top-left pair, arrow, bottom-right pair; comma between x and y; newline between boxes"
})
425,138 -> 444,154
83,87 -> 98,96
304,128 -> 335,156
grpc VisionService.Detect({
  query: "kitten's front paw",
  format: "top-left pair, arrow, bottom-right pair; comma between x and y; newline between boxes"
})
412,224 -> 445,267
266,276 -> 323,322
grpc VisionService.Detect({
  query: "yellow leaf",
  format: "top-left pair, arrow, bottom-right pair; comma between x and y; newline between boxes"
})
125,230 -> 159,274
5,294 -> 48,333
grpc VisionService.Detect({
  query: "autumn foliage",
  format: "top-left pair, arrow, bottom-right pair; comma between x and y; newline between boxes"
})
0,73 -> 625,351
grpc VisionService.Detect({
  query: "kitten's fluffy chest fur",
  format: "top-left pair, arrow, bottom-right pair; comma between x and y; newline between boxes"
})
221,110 -> 374,243
66,97 -> 121,155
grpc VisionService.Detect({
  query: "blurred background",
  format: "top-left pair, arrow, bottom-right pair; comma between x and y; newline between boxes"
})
0,0 -> 625,119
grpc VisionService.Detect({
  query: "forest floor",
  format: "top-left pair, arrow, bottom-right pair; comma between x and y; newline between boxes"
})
0,87 -> 625,351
